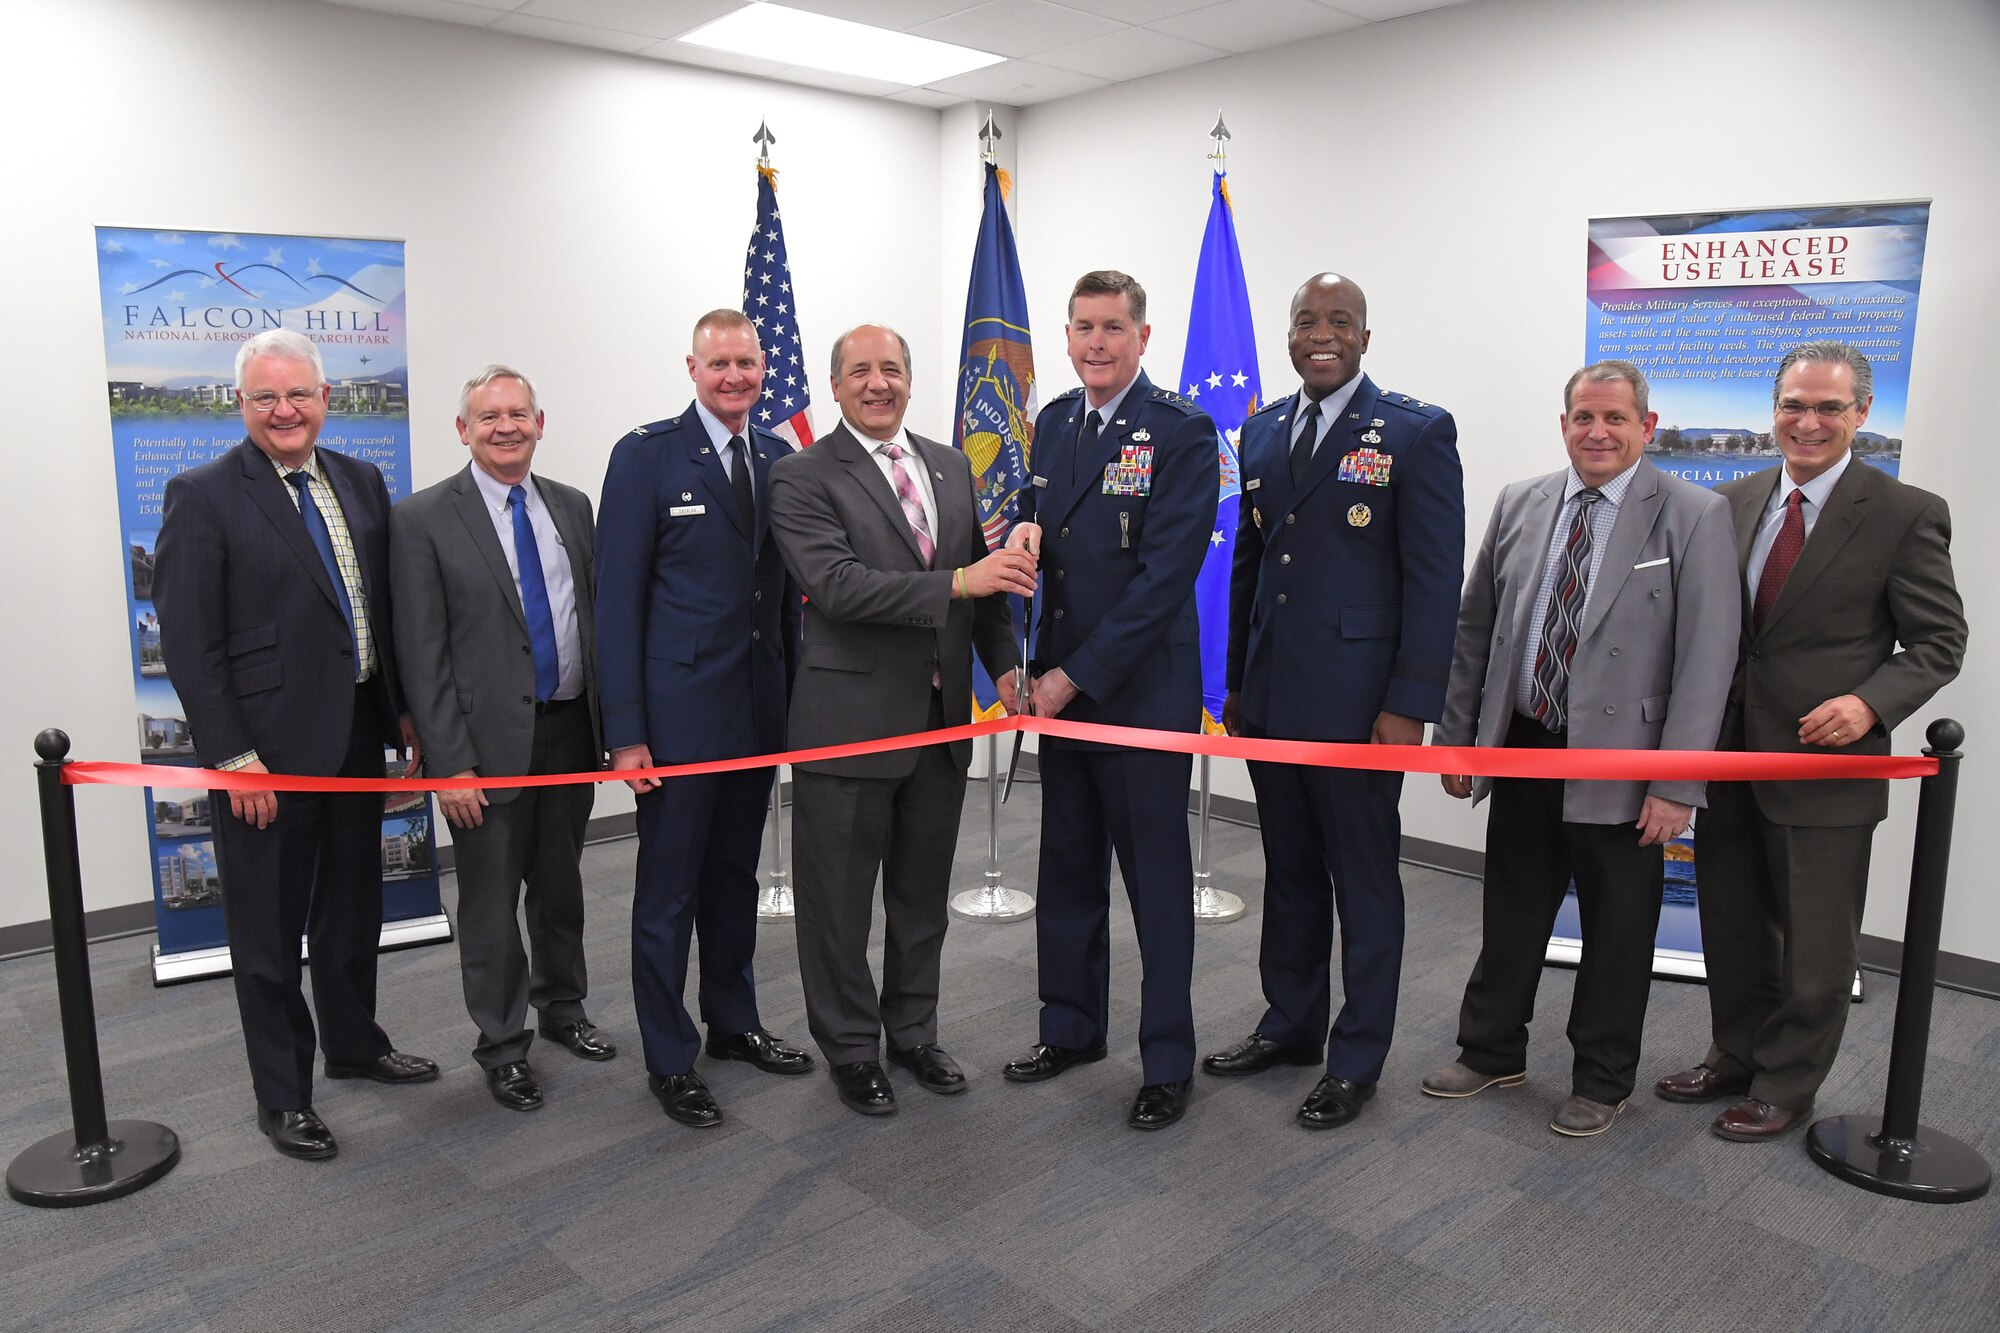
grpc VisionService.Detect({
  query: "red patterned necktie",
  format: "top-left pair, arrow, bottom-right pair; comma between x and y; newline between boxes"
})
1753,490 -> 1806,629
882,442 -> 935,569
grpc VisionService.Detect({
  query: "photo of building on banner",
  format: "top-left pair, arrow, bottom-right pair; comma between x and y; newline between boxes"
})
1565,200 -> 1931,983
953,158 -> 1036,720
96,226 -> 448,984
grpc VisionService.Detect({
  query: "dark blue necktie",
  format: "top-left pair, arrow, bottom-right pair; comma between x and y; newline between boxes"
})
286,471 -> 359,678
509,484 -> 561,701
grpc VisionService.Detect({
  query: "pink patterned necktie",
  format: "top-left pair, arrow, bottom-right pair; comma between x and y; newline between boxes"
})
882,442 -> 935,568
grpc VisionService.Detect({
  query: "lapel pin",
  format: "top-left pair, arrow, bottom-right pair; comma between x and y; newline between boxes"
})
1131,428 -> 1150,442
1361,430 -> 1382,445
699,446 -> 711,455
1114,419 -> 1127,427
1371,418 -> 1386,427
681,492 -> 693,502
1348,412 -> 1361,420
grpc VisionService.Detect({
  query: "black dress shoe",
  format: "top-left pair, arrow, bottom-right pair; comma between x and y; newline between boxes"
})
486,1061 -> 543,1112
1201,1034 -> 1322,1077
649,1071 -> 723,1128
1297,1075 -> 1377,1129
539,1020 -> 618,1062
887,1043 -> 967,1095
1002,1043 -> 1108,1084
706,1029 -> 814,1075
1128,1079 -> 1192,1130
323,1049 -> 440,1084
256,1105 -> 337,1160
831,1060 -> 897,1116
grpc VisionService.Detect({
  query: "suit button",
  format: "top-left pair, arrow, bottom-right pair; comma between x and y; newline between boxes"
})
1277,594 -> 1288,605
340,648 -> 352,657
754,590 -> 763,601
1285,514 -> 1296,525
752,630 -> 761,640
1609,646 -> 1620,656
521,645 -> 531,655
1060,526 -> 1070,538
1750,649 -> 1762,660
1280,554 -> 1291,565
521,695 -> 533,705
1496,635 -> 1504,646
1055,569 -> 1065,580
1605,706 -> 1617,715
1054,609 -> 1065,619
1651,587 -> 1662,598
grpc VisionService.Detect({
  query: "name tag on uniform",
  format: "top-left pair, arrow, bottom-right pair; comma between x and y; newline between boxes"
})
1245,478 -> 1262,491
1103,444 -> 1153,496
1337,448 -> 1393,486
670,504 -> 706,517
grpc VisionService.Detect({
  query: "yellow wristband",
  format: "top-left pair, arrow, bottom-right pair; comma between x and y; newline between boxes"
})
954,567 -> 967,599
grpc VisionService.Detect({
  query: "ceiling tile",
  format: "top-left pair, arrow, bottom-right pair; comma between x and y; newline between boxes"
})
516,0 -> 739,40
489,11 -> 660,50
1316,0 -> 1473,20
924,57 -> 1109,104
641,37 -> 791,76
779,0 -> 987,31
317,0 -> 514,24
1033,25 -> 1228,80
911,1 -> 1122,59
887,86 -> 964,108
1048,0 -> 1214,22
1151,0 -> 1362,53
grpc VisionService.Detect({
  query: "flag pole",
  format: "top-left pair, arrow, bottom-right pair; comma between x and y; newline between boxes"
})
1192,112 -> 1247,925
751,115 -> 795,923
951,110 -> 1034,924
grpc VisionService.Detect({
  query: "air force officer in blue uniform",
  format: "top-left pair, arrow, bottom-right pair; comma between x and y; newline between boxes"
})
1002,271 -> 1218,1131
596,309 -> 810,1129
1206,274 -> 1465,1130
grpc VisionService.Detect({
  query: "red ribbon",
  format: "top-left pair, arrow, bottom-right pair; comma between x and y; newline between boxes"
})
60,715 -> 1937,792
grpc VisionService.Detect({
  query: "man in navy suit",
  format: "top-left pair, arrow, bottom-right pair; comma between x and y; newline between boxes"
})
1001,270 -> 1218,1131
155,328 -> 437,1162
596,308 -> 810,1129
1204,273 -> 1464,1130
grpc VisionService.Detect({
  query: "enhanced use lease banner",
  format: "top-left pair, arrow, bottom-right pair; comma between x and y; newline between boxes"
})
1564,201 -> 1932,980
96,225 -> 449,983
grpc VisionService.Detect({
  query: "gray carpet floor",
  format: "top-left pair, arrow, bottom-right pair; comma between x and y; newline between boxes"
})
3,776 -> 1998,1332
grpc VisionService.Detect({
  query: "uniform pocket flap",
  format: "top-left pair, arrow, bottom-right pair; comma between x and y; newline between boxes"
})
1340,604 -> 1401,640
226,621 -> 278,657
1641,693 -> 1669,723
804,643 -> 873,673
230,661 -> 282,697
645,634 -> 698,665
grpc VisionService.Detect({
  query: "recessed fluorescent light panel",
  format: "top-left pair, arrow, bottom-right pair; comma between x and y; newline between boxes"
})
681,3 -> 1004,86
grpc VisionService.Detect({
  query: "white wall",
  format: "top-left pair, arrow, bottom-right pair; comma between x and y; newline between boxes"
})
0,0 -> 948,931
1012,0 -> 2000,961
6,0 -> 1998,966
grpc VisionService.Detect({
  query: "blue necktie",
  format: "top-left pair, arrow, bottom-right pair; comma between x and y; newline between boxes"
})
286,471 -> 359,678
509,484 -> 561,701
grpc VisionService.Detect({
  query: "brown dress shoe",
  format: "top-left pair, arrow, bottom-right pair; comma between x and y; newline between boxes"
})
1712,1098 -> 1807,1141
1654,1063 -> 1752,1103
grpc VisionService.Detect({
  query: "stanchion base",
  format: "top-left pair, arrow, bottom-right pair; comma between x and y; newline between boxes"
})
755,884 -> 795,923
1193,886 -> 1246,923
1806,1114 -> 1992,1204
950,886 -> 1036,923
7,1121 -> 180,1208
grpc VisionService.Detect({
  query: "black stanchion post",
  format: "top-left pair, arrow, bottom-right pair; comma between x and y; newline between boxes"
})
6,730 -> 180,1208
1806,719 -> 1991,1203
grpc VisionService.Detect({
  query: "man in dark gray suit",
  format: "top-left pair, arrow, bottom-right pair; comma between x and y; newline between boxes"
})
1428,361 -> 1739,1137
393,365 -> 613,1114
1656,342 -> 1965,1141
767,324 -> 1033,1117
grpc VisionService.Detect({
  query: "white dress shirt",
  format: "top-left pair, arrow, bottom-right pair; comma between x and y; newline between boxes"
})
848,419 -> 939,544
1289,373 -> 1365,457
693,400 -> 757,500
469,463 -> 584,701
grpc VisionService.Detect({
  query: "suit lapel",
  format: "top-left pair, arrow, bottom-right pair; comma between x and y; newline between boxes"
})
1578,460 -> 1661,644
1761,459 -> 1869,636
237,442 -> 341,612
750,428 -> 785,550
451,466 -> 529,633
835,425 -> 928,566
537,477 -> 590,598
1507,473 -> 1566,652
913,435 -> 967,560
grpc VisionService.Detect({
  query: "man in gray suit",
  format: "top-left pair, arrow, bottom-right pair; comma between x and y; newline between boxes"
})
392,365 -> 613,1114
1656,342 -> 1965,1141
1426,361 -> 1739,1137
768,324 -> 1033,1117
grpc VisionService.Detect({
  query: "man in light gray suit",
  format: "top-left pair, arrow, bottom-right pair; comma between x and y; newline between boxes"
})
1425,361 -> 1739,1137
768,324 -> 1033,1118
392,365 -> 614,1114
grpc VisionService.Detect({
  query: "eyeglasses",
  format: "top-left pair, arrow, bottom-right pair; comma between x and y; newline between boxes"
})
244,388 -> 321,413
1775,399 -> 1856,421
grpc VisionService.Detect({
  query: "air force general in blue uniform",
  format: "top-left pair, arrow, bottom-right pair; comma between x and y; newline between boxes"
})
595,310 -> 810,1129
1002,271 -> 1218,1132
1208,274 -> 1465,1130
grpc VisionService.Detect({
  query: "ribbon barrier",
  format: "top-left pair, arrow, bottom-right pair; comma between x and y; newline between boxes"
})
15,715 -> 1985,1206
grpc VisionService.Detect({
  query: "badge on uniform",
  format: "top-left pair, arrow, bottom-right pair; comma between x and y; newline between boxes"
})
1360,429 -> 1383,445
1347,503 -> 1372,528
670,503 -> 705,517
1252,507 -> 1263,529
1337,447 -> 1393,486
1103,444 -> 1153,496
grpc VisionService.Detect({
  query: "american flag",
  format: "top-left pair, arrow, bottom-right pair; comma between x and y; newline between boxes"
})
741,166 -> 815,449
